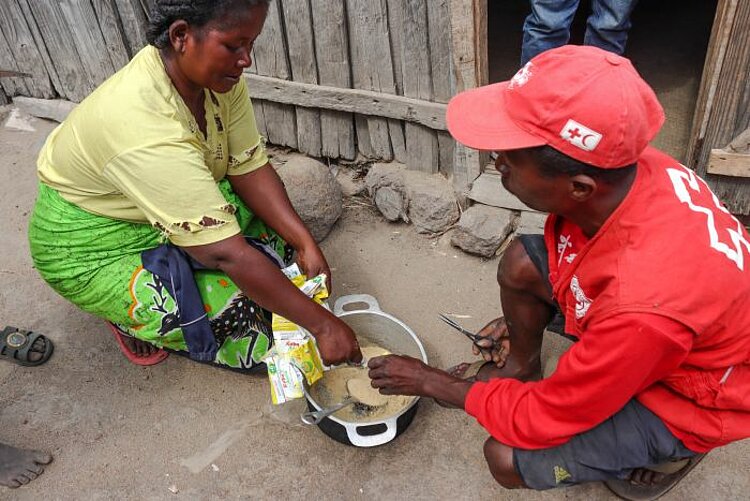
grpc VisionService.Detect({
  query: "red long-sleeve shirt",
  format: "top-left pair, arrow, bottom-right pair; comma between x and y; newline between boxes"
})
466,150 -> 750,452
464,313 -> 693,450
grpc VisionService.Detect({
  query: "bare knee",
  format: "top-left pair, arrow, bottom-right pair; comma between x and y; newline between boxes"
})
483,438 -> 526,489
497,238 -> 546,294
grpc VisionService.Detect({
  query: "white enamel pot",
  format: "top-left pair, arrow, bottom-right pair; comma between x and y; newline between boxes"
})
303,294 -> 428,448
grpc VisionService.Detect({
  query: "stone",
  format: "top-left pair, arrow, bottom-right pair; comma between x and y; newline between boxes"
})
335,167 -> 365,197
13,97 -> 77,123
451,205 -> 515,258
516,210 -> 548,235
4,108 -> 35,132
374,186 -> 407,222
276,155 -> 343,242
364,162 -> 407,196
468,172 -> 535,211
364,162 -> 458,233
403,170 -> 459,233
0,105 -> 10,125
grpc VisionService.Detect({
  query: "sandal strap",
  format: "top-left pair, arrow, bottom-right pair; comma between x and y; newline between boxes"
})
0,326 -> 54,366
648,458 -> 690,474
463,360 -> 492,380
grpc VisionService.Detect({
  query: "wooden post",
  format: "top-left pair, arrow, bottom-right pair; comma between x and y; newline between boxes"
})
449,0 -> 488,198
252,0 -> 298,149
282,0 -> 322,158
311,0 -> 356,160
346,0 -> 401,162
685,0 -> 750,214
428,0 -> 457,177
397,0 -> 440,174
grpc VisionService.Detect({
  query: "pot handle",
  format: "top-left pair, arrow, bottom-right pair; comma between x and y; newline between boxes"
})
345,418 -> 398,448
333,294 -> 381,316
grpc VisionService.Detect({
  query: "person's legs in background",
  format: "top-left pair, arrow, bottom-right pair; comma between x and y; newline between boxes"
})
584,0 -> 639,54
521,0 -> 581,65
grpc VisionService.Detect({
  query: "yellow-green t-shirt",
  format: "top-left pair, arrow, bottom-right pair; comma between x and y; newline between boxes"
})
37,45 -> 268,246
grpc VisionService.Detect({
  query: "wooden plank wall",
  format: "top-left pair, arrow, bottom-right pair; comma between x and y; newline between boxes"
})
0,0 -> 483,186
429,0 -> 457,177
246,0 -> 462,172
0,0 -> 146,103
252,0 -> 298,150
0,0 -> 56,99
112,0 -> 150,55
347,0 -> 401,162
449,0 -> 488,195
311,1 -> 356,160
686,0 -> 750,214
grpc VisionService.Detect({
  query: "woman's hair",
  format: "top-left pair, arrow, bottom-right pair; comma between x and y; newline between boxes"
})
147,0 -> 270,49
507,145 -> 636,185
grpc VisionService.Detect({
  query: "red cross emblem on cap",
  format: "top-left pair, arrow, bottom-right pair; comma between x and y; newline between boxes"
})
567,128 -> 582,140
559,119 -> 603,152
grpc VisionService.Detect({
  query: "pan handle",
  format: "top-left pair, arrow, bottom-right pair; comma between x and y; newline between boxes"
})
333,294 -> 381,316
345,417 -> 398,448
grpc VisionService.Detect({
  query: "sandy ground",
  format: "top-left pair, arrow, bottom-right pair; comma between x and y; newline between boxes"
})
0,117 -> 748,500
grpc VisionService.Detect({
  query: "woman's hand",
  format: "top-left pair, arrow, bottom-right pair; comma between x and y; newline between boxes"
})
297,242 -> 333,291
472,317 -> 511,368
185,235 -> 357,365
314,317 -> 362,366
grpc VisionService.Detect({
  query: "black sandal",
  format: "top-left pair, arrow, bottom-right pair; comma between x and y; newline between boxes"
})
0,326 -> 54,366
605,454 -> 707,500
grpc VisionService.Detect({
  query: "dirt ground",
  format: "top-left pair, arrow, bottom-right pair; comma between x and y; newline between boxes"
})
0,117 -> 748,500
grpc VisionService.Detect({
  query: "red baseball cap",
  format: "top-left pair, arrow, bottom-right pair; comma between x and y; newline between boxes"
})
446,45 -> 665,168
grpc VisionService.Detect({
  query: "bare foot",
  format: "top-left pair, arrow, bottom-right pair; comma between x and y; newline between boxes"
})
436,359 -> 542,409
120,336 -> 159,358
0,443 -> 52,489
448,357 -> 542,383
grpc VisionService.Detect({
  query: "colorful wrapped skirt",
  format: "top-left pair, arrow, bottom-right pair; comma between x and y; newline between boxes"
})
28,180 -> 292,370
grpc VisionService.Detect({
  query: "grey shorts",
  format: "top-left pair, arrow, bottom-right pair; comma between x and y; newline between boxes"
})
512,235 -> 696,490
513,399 -> 696,489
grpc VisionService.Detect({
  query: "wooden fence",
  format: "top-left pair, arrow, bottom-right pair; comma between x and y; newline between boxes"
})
685,0 -> 750,215
0,0 -> 488,193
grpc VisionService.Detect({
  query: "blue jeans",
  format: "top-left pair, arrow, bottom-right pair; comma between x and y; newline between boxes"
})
521,0 -> 639,64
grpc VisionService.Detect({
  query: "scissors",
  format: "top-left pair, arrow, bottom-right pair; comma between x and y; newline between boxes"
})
438,313 -> 504,355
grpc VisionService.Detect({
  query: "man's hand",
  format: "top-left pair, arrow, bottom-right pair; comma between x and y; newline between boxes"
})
473,317 -> 511,367
297,242 -> 333,292
368,355 -> 473,408
367,355 -> 435,395
314,318 -> 362,366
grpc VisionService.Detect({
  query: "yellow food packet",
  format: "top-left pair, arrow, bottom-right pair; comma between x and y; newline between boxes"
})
265,268 -> 328,405
287,338 -> 324,385
265,337 -> 325,405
